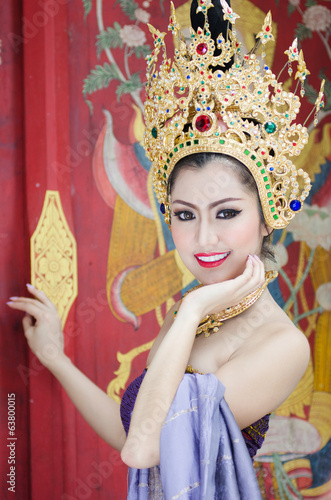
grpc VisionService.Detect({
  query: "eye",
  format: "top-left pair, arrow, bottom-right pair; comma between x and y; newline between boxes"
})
173,210 -> 195,221
217,209 -> 242,219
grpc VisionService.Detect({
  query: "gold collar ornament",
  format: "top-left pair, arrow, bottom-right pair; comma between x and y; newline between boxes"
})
143,1 -> 325,229
173,270 -> 278,337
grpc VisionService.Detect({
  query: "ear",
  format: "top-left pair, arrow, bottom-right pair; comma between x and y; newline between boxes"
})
262,224 -> 273,238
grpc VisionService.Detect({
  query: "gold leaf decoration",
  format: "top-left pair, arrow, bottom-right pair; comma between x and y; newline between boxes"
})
275,358 -> 314,418
107,341 -> 153,403
300,478 -> 331,497
309,391 -> 331,449
30,190 -> 78,327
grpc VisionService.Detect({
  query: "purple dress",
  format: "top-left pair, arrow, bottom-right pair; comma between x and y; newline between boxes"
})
120,369 -> 268,499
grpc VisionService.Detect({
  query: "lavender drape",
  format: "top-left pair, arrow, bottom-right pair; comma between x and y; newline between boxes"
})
127,373 -> 262,499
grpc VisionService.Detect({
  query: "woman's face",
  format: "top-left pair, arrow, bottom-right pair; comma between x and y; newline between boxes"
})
170,160 -> 269,285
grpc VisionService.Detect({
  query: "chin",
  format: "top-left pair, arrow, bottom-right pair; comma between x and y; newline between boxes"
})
197,274 -> 222,286
193,264 -> 245,286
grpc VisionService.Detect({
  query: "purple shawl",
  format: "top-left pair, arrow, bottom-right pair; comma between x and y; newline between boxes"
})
125,373 -> 262,499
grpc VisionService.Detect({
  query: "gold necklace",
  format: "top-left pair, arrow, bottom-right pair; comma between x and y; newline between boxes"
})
173,271 -> 278,338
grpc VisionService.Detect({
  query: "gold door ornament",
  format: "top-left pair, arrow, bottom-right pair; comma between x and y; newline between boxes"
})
30,190 -> 78,327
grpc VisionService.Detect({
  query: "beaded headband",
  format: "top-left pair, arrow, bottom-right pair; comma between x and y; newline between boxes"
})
143,0 -> 325,229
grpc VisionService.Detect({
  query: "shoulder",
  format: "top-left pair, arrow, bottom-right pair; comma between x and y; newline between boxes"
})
146,301 -> 180,366
250,320 -> 310,365
241,292 -> 310,373
215,320 -> 310,429
240,319 -> 310,390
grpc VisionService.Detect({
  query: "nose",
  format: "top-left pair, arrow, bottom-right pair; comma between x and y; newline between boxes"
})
196,216 -> 219,248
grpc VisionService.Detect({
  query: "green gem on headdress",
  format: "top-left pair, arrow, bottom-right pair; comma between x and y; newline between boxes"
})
152,127 -> 158,139
264,122 -> 276,134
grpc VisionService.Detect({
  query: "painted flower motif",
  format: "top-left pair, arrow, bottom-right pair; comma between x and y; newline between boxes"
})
135,8 -> 150,24
287,204 -> 331,251
302,5 -> 331,32
38,245 -> 70,288
316,282 -> 331,310
266,242 -> 288,272
289,0 -> 300,7
120,25 -> 147,47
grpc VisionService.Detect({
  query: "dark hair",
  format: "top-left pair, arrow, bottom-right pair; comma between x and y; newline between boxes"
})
167,152 -> 275,262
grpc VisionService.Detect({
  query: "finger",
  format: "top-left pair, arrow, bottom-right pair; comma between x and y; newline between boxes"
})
239,256 -> 262,292
7,296 -> 49,312
22,313 -> 34,335
252,256 -> 264,289
26,284 -> 57,310
243,255 -> 254,275
7,299 -> 49,320
243,255 -> 258,281
253,255 -> 265,286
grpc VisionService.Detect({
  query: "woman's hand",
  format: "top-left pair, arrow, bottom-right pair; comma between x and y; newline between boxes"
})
180,254 -> 265,320
7,284 -> 65,368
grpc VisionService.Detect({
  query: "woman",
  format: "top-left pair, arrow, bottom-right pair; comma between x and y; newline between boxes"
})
7,0 -> 321,497
5,154 -> 310,498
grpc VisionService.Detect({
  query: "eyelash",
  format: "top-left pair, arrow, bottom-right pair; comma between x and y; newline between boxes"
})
172,209 -> 242,221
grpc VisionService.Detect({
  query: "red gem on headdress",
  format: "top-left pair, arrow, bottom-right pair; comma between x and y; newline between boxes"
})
196,115 -> 212,132
266,26 -> 270,32
293,142 -> 297,146
197,43 -> 208,55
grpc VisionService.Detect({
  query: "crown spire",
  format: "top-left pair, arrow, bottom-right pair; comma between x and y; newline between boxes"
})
143,2 -> 324,229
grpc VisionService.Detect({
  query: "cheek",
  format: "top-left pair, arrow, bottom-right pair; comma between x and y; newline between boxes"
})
171,225 -> 189,250
223,216 -> 262,250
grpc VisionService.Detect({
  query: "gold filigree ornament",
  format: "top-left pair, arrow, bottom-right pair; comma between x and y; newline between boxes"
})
30,191 -> 78,327
143,1 -> 325,230
173,270 -> 278,337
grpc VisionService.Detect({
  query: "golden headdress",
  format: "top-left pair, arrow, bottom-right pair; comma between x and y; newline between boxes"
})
143,0 -> 325,229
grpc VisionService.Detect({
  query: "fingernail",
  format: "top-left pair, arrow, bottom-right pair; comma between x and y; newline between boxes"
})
26,283 -> 34,288
9,296 -> 18,300
6,302 -> 13,305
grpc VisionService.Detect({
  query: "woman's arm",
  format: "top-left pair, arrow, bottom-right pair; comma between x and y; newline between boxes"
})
43,355 -> 126,451
121,255 -> 265,469
7,285 -> 126,451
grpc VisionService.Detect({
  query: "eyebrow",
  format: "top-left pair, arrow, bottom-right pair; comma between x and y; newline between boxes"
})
171,197 -> 243,209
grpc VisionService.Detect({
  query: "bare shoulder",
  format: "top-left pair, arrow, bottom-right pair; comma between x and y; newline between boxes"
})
215,318 -> 310,429
241,293 -> 310,374
250,319 -> 310,368
146,301 -> 180,366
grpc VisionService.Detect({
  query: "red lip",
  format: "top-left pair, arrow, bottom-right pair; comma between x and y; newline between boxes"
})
195,252 -> 224,257
194,252 -> 230,268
